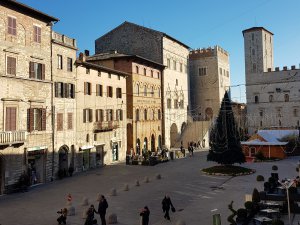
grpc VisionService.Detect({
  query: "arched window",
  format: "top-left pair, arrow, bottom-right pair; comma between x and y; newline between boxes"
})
151,87 -> 154,97
136,84 -> 140,96
269,95 -> 273,102
136,109 -> 139,121
158,109 -> 161,120
279,120 -> 282,126
254,95 -> 259,103
284,94 -> 289,102
158,88 -> 161,98
144,109 -> 147,120
152,109 -> 155,120
144,86 -> 147,96
136,66 -> 139,74
151,70 -> 153,77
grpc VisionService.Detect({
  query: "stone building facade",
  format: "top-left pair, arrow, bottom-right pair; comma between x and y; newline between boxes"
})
86,52 -> 164,155
51,31 -> 77,177
189,46 -> 230,121
243,27 -> 300,134
0,1 -> 58,194
95,21 -> 190,149
75,53 -> 128,168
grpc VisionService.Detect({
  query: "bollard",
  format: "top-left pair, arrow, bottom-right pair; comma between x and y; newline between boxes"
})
108,213 -> 118,224
135,180 -> 140,186
144,176 -> 149,183
156,174 -> 162,179
123,183 -> 129,191
110,188 -> 117,196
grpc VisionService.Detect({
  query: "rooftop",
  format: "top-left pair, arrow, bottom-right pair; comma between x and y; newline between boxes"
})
242,27 -> 273,36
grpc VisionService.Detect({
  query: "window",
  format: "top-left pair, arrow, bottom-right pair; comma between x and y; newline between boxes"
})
144,86 -> 147,96
116,109 -> 123,121
158,88 -> 161,98
136,84 -> 140,96
57,55 -> 63,69
144,109 -> 147,120
144,68 -> 146,76
136,109 -> 140,121
83,109 -> 93,123
180,63 -> 183,72
174,99 -> 178,109
167,59 -> 170,68
151,87 -> 154,97
277,108 -> 282,117
279,120 -> 282,126
55,83 -> 75,98
173,60 -> 176,70
106,109 -> 113,121
27,108 -> 46,132
151,70 -> 153,77
7,56 -> 16,75
254,95 -> 259,103
284,94 -> 289,102
108,73 -> 111,79
67,58 -> 73,72
180,99 -> 184,109
116,88 -> 122,98
259,110 -> 263,117
167,99 -> 171,109
67,113 -> 73,129
176,79 -> 178,86
252,63 -> 256,73
260,121 -> 263,127
269,95 -> 273,102
219,68 -> 222,75
56,82 -> 64,98
8,16 -> 16,35
69,83 -> 75,98
33,25 -> 41,43
199,67 -> 207,76
57,113 -> 63,131
107,86 -> 113,97
5,107 -> 16,131
96,84 -> 103,96
294,108 -> 298,117
84,82 -> 92,95
226,71 -> 229,77
157,72 -> 160,79
118,75 -> 120,80
152,109 -> 155,120
158,109 -> 161,120
136,66 -> 139,74
29,62 -> 45,80
98,70 -> 101,77
86,68 -> 90,74
95,109 -> 104,122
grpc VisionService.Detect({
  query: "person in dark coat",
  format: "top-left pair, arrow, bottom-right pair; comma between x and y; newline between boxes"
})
162,195 -> 175,220
85,205 -> 97,225
140,206 -> 150,225
57,208 -> 68,225
98,195 -> 108,225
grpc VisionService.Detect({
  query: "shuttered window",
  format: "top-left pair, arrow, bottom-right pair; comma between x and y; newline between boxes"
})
83,109 -> 93,123
29,62 -> 45,80
96,84 -> 103,96
8,16 -> 16,35
116,109 -> 123,121
116,88 -> 122,98
95,109 -> 104,122
5,107 -> 16,131
7,56 -> 16,75
33,25 -> 41,43
57,55 -> 63,69
107,86 -> 113,97
67,58 -> 73,72
27,108 -> 46,132
57,113 -> 63,131
84,82 -> 91,95
106,109 -> 113,121
67,113 -> 73,129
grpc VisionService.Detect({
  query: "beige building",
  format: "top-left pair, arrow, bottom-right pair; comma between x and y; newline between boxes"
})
75,52 -> 128,167
51,31 -> 77,177
0,1 -> 58,194
243,27 -> 300,134
94,21 -> 190,149
86,52 -> 164,155
189,46 -> 230,121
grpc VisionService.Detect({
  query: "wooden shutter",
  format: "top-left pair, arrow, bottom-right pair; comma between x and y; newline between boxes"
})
120,110 -> 123,121
89,109 -> 93,122
64,83 -> 69,98
100,85 -> 103,96
95,109 -> 99,122
111,109 -> 114,121
71,84 -> 75,98
54,82 -> 58,97
84,82 -> 87,95
41,108 -> 46,131
29,62 -> 35,78
83,109 -> 86,123
7,57 -> 16,75
67,113 -> 73,130
5,107 -> 16,131
41,64 -> 45,80
89,83 -> 92,95
27,108 -> 34,132
57,113 -> 63,131
8,17 -> 12,34
106,86 -> 109,97
96,84 -> 99,96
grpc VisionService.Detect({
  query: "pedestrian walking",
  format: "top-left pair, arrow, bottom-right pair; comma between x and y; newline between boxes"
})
98,195 -> 108,225
162,195 -> 175,220
85,205 -> 98,225
139,206 -> 150,225
57,208 -> 68,225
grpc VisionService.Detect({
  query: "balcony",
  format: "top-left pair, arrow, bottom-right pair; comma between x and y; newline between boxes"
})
94,121 -> 119,132
0,131 -> 27,146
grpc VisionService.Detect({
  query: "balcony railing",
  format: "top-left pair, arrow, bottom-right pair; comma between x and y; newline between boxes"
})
94,121 -> 119,132
0,131 -> 27,145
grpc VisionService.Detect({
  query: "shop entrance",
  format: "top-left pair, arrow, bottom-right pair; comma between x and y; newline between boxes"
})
82,149 -> 90,170
112,143 -> 118,161
96,145 -> 104,167
58,145 -> 69,177
27,149 -> 46,185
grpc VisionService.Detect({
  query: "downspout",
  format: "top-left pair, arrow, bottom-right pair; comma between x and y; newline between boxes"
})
160,37 -> 165,147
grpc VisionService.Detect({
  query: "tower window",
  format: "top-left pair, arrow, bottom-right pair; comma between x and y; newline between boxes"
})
254,95 -> 259,104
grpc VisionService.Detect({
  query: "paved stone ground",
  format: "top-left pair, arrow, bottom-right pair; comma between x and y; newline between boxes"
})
0,150 -> 300,225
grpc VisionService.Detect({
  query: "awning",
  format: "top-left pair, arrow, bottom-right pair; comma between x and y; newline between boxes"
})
27,146 -> 47,151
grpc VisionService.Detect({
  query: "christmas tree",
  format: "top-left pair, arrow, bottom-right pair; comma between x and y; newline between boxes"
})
207,91 -> 245,165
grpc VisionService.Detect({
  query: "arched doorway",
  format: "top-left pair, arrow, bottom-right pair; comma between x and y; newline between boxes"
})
143,137 -> 148,152
151,134 -> 155,152
136,138 -> 141,155
58,145 -> 69,177
205,107 -> 213,120
170,123 -> 178,148
158,135 -> 162,150
127,123 -> 133,154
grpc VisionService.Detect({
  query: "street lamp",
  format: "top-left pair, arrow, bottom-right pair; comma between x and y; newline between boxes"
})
278,179 -> 295,225
298,160 -> 300,178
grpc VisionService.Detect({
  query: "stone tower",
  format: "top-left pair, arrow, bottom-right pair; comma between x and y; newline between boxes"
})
243,27 -> 274,79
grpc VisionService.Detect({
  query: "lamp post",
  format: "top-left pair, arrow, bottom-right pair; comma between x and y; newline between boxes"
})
278,179 -> 295,225
298,160 -> 300,178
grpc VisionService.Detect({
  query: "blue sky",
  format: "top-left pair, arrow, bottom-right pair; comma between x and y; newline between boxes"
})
21,0 -> 300,102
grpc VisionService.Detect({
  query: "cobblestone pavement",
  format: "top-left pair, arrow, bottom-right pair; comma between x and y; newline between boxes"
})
0,151 -> 300,225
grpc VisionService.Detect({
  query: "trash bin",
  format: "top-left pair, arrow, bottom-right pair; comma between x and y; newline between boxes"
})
169,151 -> 174,160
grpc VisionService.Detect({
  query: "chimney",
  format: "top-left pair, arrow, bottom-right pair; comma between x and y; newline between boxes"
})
78,52 -> 85,62
291,65 -> 296,70
283,66 -> 288,71
275,67 -> 279,71
84,50 -> 90,56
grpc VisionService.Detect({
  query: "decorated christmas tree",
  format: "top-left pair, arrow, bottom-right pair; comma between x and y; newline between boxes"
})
207,91 -> 245,165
